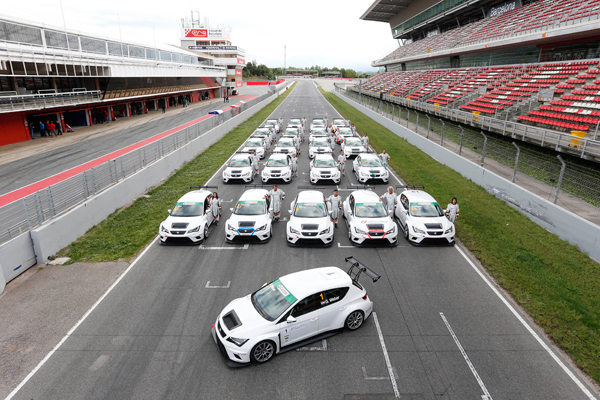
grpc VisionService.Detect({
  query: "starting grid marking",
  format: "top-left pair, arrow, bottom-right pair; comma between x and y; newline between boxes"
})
198,244 -> 249,250
362,366 -> 399,381
295,339 -> 328,352
205,281 -> 231,289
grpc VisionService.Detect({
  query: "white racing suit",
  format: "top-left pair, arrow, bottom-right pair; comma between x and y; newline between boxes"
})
268,189 -> 285,219
337,154 -> 346,175
446,203 -> 460,223
290,156 -> 298,176
380,153 -> 390,166
380,192 -> 396,216
294,136 -> 301,154
250,155 -> 259,173
327,194 -> 342,224
362,136 -> 369,149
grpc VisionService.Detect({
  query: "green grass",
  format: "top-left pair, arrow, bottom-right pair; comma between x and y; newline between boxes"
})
321,88 -> 600,386
57,83 -> 296,263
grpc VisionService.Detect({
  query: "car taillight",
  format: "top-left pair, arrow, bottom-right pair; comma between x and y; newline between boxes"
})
362,294 -> 368,300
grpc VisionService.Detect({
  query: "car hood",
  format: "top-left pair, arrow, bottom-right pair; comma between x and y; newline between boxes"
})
311,167 -> 338,174
162,215 -> 203,229
228,213 -> 270,227
225,166 -> 252,172
353,217 -> 395,230
358,166 -> 386,174
410,215 -> 453,230
219,296 -> 272,337
242,146 -> 263,153
288,216 -> 331,230
264,165 -> 290,172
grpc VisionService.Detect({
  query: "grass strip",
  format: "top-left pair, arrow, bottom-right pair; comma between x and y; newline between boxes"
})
321,88 -> 600,386
58,83 -> 296,263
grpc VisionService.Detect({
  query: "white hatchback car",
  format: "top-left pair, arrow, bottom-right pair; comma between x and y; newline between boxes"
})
309,154 -> 340,184
309,137 -> 333,159
332,118 -> 348,129
282,127 -> 299,138
252,127 -> 271,139
335,127 -> 354,144
343,189 -> 398,246
395,188 -> 455,245
286,189 -> 334,246
159,186 -> 219,244
225,188 -> 273,243
341,137 -> 367,158
352,153 -> 389,183
264,119 -> 280,133
309,127 -> 328,142
272,137 -> 296,155
223,155 -> 255,183
241,137 -> 266,159
262,153 -> 292,183
310,118 -> 326,131
211,257 -> 379,365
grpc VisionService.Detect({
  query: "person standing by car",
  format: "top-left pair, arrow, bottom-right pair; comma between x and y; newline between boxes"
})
39,121 -> 45,137
329,132 -> 336,152
55,120 -> 63,136
290,152 -> 298,178
380,186 -> 396,216
263,135 -> 271,152
28,122 -> 35,139
210,192 -> 222,225
361,133 -> 369,149
445,197 -> 460,223
326,189 -> 342,226
294,133 -> 301,156
47,120 -> 55,137
265,184 -> 285,222
250,151 -> 260,175
379,150 -> 390,166
337,150 -> 346,177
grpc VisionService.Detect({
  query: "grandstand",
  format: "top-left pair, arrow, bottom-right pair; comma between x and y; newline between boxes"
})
357,0 -> 600,158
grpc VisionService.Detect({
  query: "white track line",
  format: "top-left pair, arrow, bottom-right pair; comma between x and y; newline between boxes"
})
440,312 -> 493,400
372,312 -> 401,399
455,245 -> 597,400
4,83 -> 298,400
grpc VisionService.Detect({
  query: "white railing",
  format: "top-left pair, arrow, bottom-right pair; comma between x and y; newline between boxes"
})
0,90 -> 102,113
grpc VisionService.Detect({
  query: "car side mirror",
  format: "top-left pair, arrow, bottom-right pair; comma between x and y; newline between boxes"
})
229,208 -> 234,212
167,209 -> 172,214
287,316 -> 297,324
289,209 -> 293,214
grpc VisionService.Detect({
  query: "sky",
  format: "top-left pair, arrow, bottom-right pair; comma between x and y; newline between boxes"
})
3,0 -> 397,72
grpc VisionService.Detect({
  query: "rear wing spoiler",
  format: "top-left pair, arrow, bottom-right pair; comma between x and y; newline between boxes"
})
395,185 -> 424,191
244,184 -> 272,188
346,185 -> 375,190
297,186 -> 328,190
345,256 -> 380,283
190,185 -> 218,190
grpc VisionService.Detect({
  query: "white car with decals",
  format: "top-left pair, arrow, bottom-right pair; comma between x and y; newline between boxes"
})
332,118 -> 348,129
309,127 -> 328,142
282,127 -> 299,138
395,187 -> 455,245
343,189 -> 398,246
272,137 -> 296,155
264,119 -> 280,133
223,155 -> 255,183
286,189 -> 334,246
309,137 -> 333,159
309,155 -> 340,184
211,257 -> 379,365
262,153 -> 292,183
310,118 -> 326,131
352,153 -> 389,183
341,137 -> 366,158
159,186 -> 219,244
225,188 -> 273,243
335,127 -> 354,144
252,127 -> 271,139
241,137 -> 266,159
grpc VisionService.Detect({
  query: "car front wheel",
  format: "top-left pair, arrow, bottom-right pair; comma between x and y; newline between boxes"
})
251,340 -> 276,363
345,310 -> 364,330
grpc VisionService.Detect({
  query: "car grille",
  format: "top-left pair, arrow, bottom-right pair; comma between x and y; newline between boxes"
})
302,231 -> 318,237
239,221 -> 255,227
369,231 -> 384,237
170,230 -> 186,235
427,231 -> 444,236
231,170 -> 242,174
238,228 -> 254,234
279,149 -> 289,153
171,223 -> 188,229
425,223 -> 442,229
320,173 -> 331,178
271,170 -> 281,174
301,224 -> 319,230
367,224 -> 384,230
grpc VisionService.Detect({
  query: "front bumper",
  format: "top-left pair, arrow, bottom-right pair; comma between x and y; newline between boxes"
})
226,226 -> 271,242
309,149 -> 332,159
262,171 -> 292,182
287,227 -> 334,245
223,172 -> 254,183
356,172 -> 389,183
310,173 -> 340,184
349,229 -> 397,245
159,229 -> 204,243
408,229 -> 455,245
211,323 -> 251,366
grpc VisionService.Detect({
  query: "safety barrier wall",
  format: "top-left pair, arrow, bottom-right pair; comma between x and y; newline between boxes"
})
0,80 -> 290,293
333,90 -> 600,262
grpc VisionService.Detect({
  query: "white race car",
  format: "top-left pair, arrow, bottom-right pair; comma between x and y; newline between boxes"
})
241,137 -> 266,159
352,153 -> 389,183
211,257 -> 379,365
332,118 -> 348,129
273,137 -> 296,154
310,118 -> 326,131
395,188 -> 455,245
262,153 -> 292,183
309,137 -> 333,159
309,127 -> 328,142
264,119 -> 280,133
225,188 -> 273,243
286,189 -> 334,246
223,156 -> 255,183
159,186 -> 219,244
335,127 -> 354,144
288,118 -> 303,131
343,189 -> 398,246
341,137 -> 366,158
282,127 -> 299,138
309,155 -> 340,184
252,127 -> 271,139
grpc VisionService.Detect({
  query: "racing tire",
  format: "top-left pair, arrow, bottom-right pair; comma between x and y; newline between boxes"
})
402,223 -> 409,240
345,310 -> 365,331
251,340 -> 276,363
204,225 -> 209,240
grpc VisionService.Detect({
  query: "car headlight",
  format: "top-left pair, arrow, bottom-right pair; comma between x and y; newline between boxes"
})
223,171 -> 229,177
319,228 -> 330,235
412,226 -> 425,234
354,226 -> 366,235
188,226 -> 200,233
161,225 -> 168,233
256,224 -> 267,231
386,226 -> 395,234
227,223 -> 235,231
444,227 -> 453,234
227,337 -> 249,347
262,170 -> 269,176
360,170 -> 369,176
243,171 -> 251,176
290,227 -> 300,234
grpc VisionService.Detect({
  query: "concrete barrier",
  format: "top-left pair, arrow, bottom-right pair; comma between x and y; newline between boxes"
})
25,82 -> 290,267
333,91 -> 600,262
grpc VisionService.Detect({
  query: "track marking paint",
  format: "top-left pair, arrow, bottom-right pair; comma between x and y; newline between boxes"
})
296,339 -> 327,352
198,244 -> 249,250
440,312 -> 493,400
361,366 -> 399,380
373,312 -> 401,399
205,281 -> 231,289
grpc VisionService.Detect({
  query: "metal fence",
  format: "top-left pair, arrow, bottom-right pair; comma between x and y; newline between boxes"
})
336,86 -> 600,220
0,90 -> 277,246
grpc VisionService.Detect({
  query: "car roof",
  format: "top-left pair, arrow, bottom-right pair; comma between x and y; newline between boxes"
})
351,190 -> 380,202
297,190 -> 325,203
359,153 -> 378,159
239,189 -> 268,201
179,190 -> 211,202
280,267 -> 352,298
314,154 -> 335,161
401,190 -> 437,203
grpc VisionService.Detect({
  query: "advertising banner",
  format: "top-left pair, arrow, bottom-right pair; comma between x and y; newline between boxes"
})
183,29 -> 207,38
188,45 -> 237,51
235,69 -> 242,76
237,58 -> 246,65
487,0 -> 522,18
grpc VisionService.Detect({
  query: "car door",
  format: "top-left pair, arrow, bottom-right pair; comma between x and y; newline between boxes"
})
353,156 -> 360,172
205,195 -> 214,226
279,294 -> 321,346
316,287 -> 351,333
398,194 -> 409,228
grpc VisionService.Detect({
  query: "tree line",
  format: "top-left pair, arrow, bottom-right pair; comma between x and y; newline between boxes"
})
242,62 -> 370,79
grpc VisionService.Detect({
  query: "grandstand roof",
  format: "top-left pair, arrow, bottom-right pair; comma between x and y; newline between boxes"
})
360,0 -> 415,23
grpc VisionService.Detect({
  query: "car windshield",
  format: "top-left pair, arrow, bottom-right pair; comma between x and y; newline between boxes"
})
355,202 -> 388,218
339,128 -> 352,135
334,120 -> 345,124
229,158 -> 250,167
267,158 -> 288,167
255,129 -> 270,134
246,139 -> 262,146
410,202 -> 444,217
312,139 -> 329,147
266,120 -> 278,125
171,201 -> 203,217
252,279 -> 298,321
290,119 -> 301,125
345,138 -> 362,146
278,139 -> 293,147
314,159 -> 336,168
360,158 -> 383,167
285,129 -> 298,135
294,202 -> 327,218
311,129 -> 326,136
234,200 -> 266,215
312,120 -> 325,126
